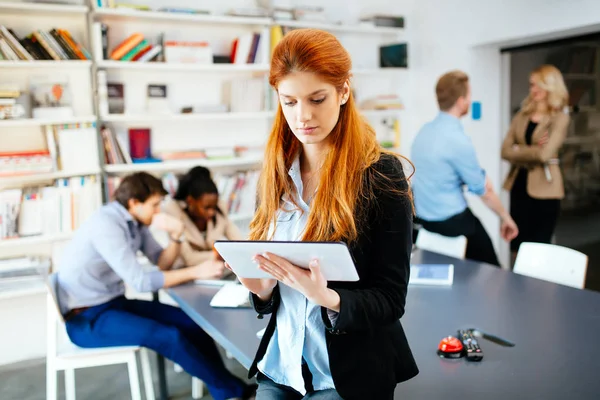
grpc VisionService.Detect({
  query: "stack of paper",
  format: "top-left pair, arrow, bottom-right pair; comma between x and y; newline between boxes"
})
209,283 -> 251,308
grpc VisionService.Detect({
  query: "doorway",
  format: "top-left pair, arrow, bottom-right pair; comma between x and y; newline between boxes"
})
503,33 -> 600,292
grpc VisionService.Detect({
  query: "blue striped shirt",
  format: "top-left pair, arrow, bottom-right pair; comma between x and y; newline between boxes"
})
57,202 -> 165,314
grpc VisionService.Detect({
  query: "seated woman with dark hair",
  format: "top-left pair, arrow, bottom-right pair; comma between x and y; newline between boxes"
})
162,166 -> 242,279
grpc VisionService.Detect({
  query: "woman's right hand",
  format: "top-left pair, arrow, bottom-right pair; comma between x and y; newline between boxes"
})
224,262 -> 277,301
189,259 -> 226,280
537,131 -> 549,147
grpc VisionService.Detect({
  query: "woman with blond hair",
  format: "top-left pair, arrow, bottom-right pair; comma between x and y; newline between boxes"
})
501,64 -> 570,258
229,28 -> 418,399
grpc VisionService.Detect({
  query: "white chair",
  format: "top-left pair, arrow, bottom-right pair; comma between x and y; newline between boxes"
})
513,242 -> 588,289
415,228 -> 468,259
46,273 -> 155,400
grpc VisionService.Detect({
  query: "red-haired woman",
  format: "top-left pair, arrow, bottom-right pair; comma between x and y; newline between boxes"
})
232,29 -> 418,400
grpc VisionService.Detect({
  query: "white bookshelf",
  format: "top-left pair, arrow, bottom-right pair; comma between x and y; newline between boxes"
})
0,1 -> 88,15
0,60 -> 92,69
0,232 -> 73,250
274,19 -> 403,35
0,281 -> 46,300
93,7 -> 271,26
103,156 -> 262,174
91,8 -> 403,35
0,115 -> 97,127
0,169 -> 102,189
101,111 -> 274,123
96,60 -> 270,72
0,0 -> 410,366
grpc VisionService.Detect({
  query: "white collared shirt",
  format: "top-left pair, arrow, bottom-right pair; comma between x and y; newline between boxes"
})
257,155 -> 335,394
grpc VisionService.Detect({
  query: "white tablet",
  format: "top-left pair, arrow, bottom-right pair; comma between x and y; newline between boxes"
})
214,241 -> 359,282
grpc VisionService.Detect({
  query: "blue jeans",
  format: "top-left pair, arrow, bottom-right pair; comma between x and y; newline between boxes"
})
65,296 -> 247,400
256,373 -> 343,400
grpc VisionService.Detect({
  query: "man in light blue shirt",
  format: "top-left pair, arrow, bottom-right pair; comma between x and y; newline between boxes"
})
57,172 -> 255,400
411,70 -> 518,266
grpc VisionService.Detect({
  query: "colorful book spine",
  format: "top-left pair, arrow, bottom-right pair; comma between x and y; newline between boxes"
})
110,33 -> 144,60
131,44 -> 152,61
120,39 -> 148,61
31,32 -> 60,60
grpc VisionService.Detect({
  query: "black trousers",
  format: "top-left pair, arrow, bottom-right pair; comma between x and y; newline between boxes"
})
510,169 -> 561,252
416,208 -> 500,267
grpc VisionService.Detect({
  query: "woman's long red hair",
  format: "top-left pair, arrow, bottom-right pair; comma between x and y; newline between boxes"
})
249,29 -> 409,243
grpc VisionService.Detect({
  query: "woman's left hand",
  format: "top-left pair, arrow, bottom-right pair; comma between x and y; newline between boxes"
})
254,252 -> 340,311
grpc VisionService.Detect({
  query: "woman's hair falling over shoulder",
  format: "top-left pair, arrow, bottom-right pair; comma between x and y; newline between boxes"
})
249,28 -> 412,243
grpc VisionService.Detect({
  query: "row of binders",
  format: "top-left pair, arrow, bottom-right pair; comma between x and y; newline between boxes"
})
0,25 -> 90,61
0,177 -> 102,240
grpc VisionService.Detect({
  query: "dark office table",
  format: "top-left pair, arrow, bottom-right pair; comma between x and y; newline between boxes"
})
168,250 -> 600,399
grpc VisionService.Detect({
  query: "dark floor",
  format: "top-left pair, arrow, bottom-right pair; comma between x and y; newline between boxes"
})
0,352 -> 249,400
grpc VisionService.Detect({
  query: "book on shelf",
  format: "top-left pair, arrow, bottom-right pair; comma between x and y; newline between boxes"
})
214,170 -> 260,216
359,95 -> 404,110
155,151 -> 207,161
45,122 -> 100,173
0,176 -> 101,241
101,29 -> 163,63
110,33 -> 144,60
230,29 -> 269,64
101,125 -> 132,165
359,14 -> 405,28
228,78 -> 265,113
129,127 -> 152,160
0,25 -> 90,61
0,150 -> 54,176
291,6 -> 327,22
272,8 -> 294,20
226,8 -> 270,18
164,41 -> 213,64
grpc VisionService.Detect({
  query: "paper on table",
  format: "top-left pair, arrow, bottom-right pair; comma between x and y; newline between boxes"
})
194,279 -> 232,287
409,264 -> 454,286
209,283 -> 251,308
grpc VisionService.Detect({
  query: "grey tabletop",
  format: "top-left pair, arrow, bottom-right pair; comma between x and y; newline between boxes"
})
168,250 -> 600,399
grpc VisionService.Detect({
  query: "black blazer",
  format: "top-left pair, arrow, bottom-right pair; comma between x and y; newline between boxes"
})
248,154 -> 419,400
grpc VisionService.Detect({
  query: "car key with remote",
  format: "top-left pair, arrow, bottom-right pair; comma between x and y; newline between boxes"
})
458,329 -> 483,361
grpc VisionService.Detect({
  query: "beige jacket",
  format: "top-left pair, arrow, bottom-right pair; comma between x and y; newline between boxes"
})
162,199 -> 243,267
501,110 -> 570,199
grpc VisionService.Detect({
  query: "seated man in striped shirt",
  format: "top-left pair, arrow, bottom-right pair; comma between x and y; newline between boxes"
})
57,172 -> 255,400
